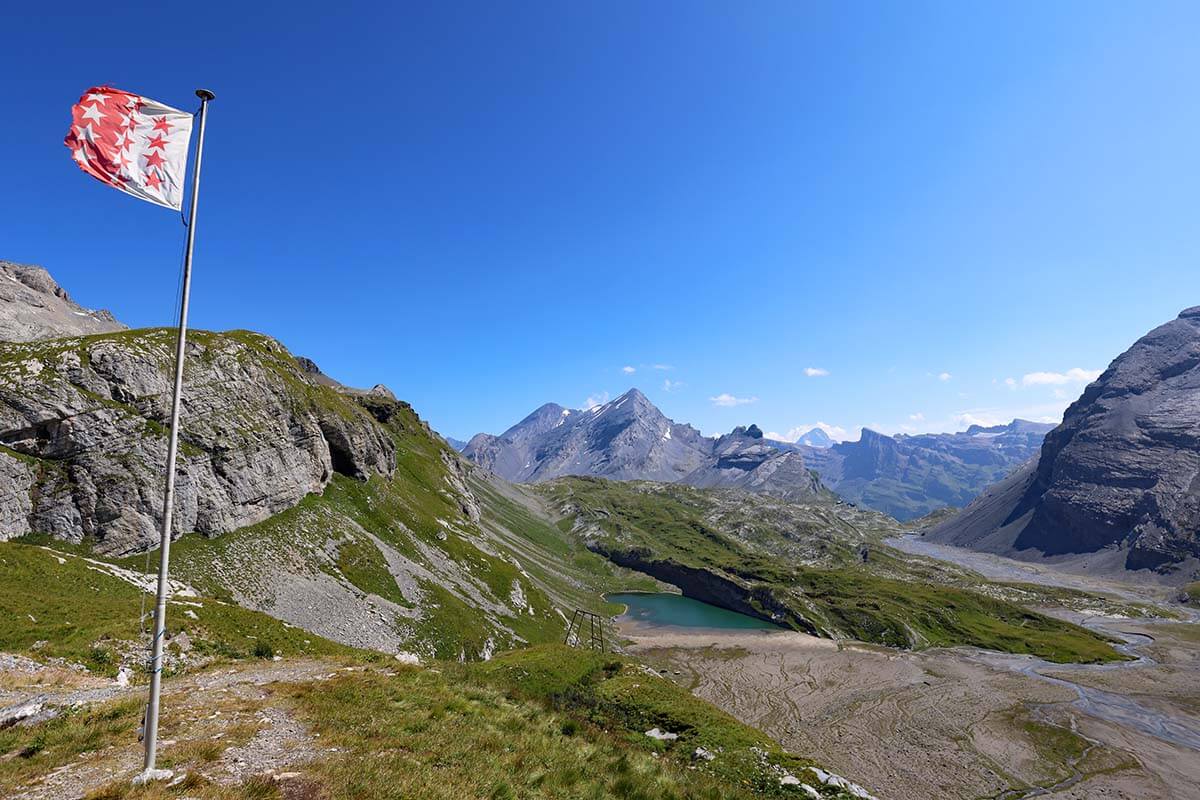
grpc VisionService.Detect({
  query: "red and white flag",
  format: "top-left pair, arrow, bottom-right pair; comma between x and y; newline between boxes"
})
64,86 -> 194,211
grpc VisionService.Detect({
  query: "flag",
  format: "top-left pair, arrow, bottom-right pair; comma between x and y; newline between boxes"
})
64,86 -> 194,211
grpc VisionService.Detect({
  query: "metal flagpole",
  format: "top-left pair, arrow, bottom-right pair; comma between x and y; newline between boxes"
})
138,88 -> 215,783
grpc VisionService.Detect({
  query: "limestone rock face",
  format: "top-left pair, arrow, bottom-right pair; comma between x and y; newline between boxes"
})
0,261 -> 126,342
931,307 -> 1200,576
0,329 -> 394,554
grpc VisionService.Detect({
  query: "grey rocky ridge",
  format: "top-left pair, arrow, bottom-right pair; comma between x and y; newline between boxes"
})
929,306 -> 1200,580
464,389 -> 713,483
683,424 -> 824,501
0,260 -> 125,342
463,388 -> 1053,519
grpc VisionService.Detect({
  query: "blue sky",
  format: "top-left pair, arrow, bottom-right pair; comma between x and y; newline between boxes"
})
4,2 -> 1199,442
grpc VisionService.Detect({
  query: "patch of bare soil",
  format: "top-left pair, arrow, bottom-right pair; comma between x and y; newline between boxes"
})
620,619 -> 1200,800
6,657 -> 359,799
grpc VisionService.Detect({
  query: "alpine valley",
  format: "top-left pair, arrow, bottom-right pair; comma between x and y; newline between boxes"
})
2,261 -> 1199,800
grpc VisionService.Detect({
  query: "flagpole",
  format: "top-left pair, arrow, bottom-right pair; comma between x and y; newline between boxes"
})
138,87 -> 214,783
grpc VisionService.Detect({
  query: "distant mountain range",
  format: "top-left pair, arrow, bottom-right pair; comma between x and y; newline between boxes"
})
462,389 -> 822,500
931,307 -> 1200,579
803,420 -> 1054,521
462,390 -> 1053,519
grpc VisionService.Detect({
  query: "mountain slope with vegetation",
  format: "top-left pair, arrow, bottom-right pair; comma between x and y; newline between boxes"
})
539,477 -> 1124,663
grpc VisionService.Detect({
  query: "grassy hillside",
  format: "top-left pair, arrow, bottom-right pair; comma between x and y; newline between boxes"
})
0,326 -> 659,664
99,394 -> 653,662
0,541 -> 354,674
539,478 -> 1125,664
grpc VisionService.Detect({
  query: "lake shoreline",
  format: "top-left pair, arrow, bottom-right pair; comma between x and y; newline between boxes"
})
607,591 -> 786,632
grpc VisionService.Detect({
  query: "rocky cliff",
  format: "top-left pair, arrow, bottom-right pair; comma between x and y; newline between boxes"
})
0,263 -> 636,660
930,307 -> 1200,578
0,328 -> 394,554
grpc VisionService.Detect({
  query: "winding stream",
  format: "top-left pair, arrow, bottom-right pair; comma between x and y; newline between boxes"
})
887,535 -> 1200,753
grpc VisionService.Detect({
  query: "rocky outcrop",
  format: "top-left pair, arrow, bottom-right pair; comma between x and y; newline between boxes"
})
682,426 -> 824,501
931,307 -> 1200,578
0,328 -> 394,554
0,261 -> 126,342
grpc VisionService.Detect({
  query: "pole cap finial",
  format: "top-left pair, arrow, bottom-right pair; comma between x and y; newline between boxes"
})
196,89 -> 216,101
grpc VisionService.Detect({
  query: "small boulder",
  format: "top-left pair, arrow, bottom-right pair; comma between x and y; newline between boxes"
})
116,665 -> 132,687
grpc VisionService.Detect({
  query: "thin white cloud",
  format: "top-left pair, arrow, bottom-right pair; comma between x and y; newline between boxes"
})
710,393 -> 757,408
804,367 -> 829,377
622,365 -> 636,374
583,391 -> 609,410
765,422 -> 849,442
909,412 -> 925,422
868,399 -> 1071,437
652,364 -> 673,371
938,372 -> 952,382
662,379 -> 684,392
1004,377 -> 1017,388
955,411 -> 1005,428
1021,368 -> 1101,386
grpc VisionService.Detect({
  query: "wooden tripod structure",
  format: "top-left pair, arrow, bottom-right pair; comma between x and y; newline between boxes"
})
563,609 -> 606,652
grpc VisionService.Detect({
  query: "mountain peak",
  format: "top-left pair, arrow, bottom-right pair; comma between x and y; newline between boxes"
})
797,427 -> 834,448
727,424 -> 764,439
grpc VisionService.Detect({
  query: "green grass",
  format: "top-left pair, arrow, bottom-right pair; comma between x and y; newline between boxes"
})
1,645 -> 861,800
0,697 -> 143,797
0,541 -> 353,674
285,645 -> 852,799
95,398 -> 649,661
1183,582 -> 1200,604
334,536 -> 412,607
784,569 -> 1123,663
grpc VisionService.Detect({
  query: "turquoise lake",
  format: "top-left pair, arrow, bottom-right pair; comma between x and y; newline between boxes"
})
607,592 -> 782,631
